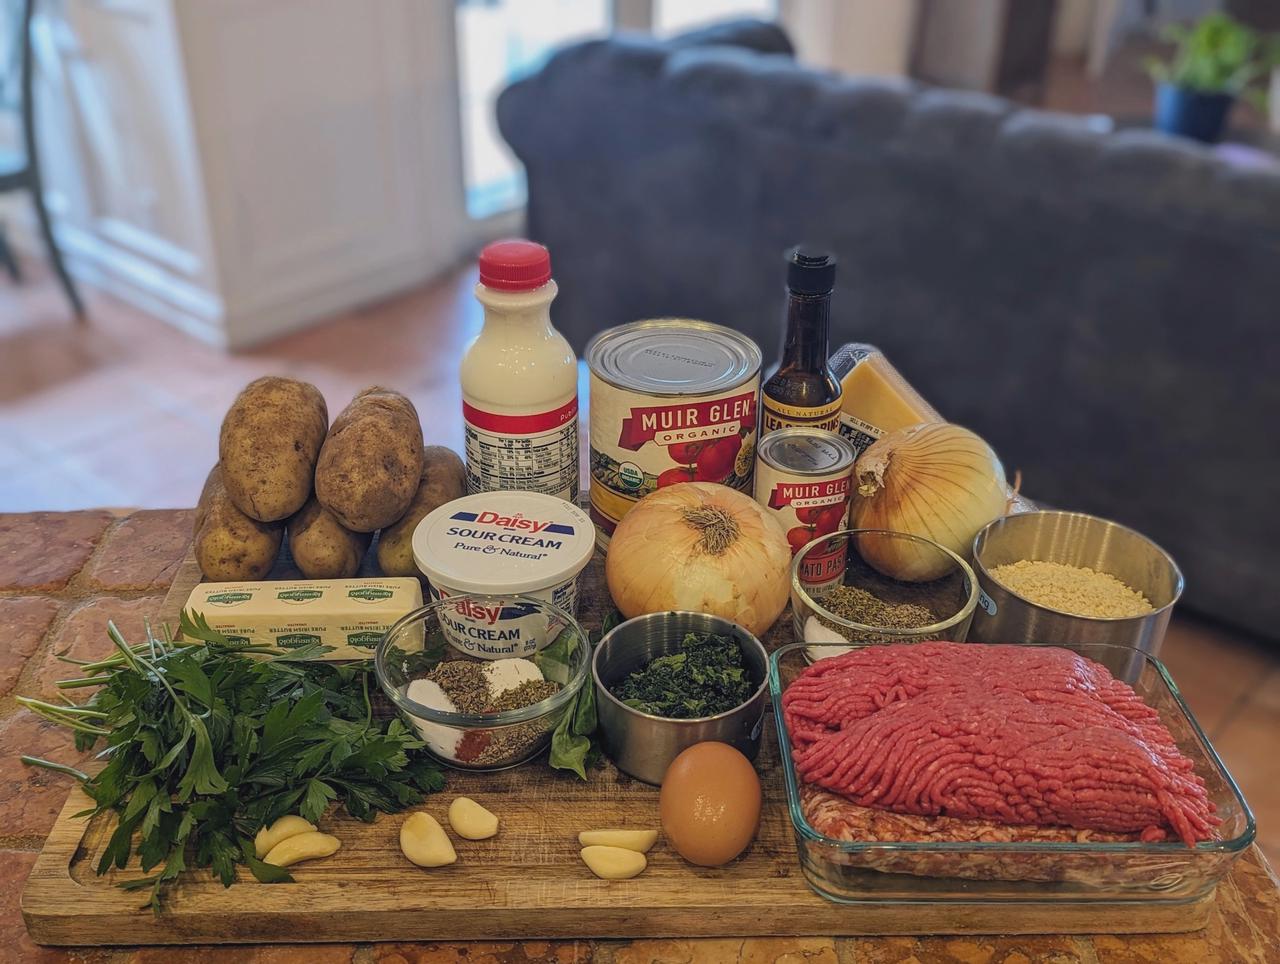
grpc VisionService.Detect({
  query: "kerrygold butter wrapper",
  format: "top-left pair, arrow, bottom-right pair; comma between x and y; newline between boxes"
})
184,578 -> 423,659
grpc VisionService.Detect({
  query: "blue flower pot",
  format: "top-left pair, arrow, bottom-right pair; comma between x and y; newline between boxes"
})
1154,82 -> 1235,143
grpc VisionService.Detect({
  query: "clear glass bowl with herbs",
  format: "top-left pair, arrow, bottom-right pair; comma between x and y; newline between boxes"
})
374,594 -> 589,771
791,529 -> 978,658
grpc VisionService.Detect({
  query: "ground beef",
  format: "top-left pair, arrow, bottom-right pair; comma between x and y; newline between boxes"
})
782,642 -> 1218,847
801,786 -> 1153,885
803,785 -> 1142,844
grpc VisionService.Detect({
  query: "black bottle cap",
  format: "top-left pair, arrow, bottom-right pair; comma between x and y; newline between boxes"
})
786,246 -> 836,295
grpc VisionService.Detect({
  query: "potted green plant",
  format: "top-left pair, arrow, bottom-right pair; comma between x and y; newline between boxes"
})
1146,13 -> 1275,143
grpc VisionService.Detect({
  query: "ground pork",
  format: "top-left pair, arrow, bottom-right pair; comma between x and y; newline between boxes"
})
782,642 -> 1217,846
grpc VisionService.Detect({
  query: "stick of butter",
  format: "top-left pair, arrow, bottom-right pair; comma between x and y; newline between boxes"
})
183,578 -> 422,659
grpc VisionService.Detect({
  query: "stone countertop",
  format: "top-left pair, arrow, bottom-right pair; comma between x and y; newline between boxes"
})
1,509 -> 1277,964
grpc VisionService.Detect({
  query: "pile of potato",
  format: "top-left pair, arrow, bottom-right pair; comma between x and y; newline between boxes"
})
194,377 -> 466,581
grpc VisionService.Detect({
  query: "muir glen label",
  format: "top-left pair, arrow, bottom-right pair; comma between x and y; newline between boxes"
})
589,384 -> 758,538
586,319 -> 762,548
754,428 -> 856,588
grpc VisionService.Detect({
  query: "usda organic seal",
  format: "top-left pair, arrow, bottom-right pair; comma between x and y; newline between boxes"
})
411,492 -> 595,659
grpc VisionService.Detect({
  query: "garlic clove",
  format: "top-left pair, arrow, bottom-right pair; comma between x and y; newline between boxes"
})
253,814 -> 317,859
400,811 -> 457,868
581,845 -> 647,880
577,829 -> 659,853
263,831 -> 341,868
448,797 -> 499,840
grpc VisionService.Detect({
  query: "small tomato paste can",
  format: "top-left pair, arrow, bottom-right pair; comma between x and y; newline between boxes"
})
587,319 -> 762,549
754,428 -> 856,588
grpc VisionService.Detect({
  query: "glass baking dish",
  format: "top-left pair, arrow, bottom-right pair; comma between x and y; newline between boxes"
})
769,641 -> 1255,904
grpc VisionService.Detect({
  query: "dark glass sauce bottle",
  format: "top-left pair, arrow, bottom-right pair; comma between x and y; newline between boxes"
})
760,247 -> 842,436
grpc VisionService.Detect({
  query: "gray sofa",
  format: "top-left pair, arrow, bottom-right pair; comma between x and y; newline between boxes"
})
497,21 -> 1280,640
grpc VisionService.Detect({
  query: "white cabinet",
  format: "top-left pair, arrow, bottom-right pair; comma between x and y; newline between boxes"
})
24,0 -> 472,348
28,0 -> 222,335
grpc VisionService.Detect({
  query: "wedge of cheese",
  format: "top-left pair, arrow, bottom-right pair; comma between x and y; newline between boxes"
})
829,343 -> 942,458
184,578 -> 422,659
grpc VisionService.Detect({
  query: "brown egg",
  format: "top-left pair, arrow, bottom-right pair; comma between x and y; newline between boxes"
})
659,741 -> 762,867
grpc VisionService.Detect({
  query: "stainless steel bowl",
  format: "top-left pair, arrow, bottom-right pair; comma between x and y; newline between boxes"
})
592,612 -> 770,785
970,511 -> 1183,663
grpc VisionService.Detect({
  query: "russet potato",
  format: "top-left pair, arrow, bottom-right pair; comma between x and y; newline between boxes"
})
376,446 -> 465,576
287,496 -> 372,579
193,464 -> 284,581
315,387 -> 426,533
218,376 -> 328,523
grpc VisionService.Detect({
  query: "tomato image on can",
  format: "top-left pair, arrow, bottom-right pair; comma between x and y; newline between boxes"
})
587,319 -> 762,549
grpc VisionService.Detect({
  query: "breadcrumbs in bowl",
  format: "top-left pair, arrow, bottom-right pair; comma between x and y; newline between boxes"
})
989,560 -> 1154,619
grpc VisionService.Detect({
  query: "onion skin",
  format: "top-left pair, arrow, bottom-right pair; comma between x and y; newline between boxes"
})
605,482 -> 791,637
851,423 -> 1008,582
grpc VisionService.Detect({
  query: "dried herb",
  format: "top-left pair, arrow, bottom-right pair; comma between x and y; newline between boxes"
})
613,631 -> 753,719
821,584 -> 937,629
19,611 -> 444,911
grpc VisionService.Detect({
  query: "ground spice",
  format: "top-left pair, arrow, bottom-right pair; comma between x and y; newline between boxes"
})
425,661 -> 563,766
471,680 -> 562,767
491,679 -> 560,712
808,552 -> 967,647
425,661 -> 490,714
821,585 -> 937,630
991,560 -> 1153,618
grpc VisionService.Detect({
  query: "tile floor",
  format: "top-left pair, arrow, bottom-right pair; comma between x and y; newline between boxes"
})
2,253 -> 1276,868
0,255 -> 485,511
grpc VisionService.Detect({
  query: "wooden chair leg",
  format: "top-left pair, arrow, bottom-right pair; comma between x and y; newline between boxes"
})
0,224 -> 20,281
29,178 -> 85,319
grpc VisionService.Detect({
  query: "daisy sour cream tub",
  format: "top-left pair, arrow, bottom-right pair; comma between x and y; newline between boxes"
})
411,492 -> 596,658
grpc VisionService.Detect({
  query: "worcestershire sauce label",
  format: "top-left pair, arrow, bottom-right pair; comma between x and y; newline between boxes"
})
761,396 -> 842,434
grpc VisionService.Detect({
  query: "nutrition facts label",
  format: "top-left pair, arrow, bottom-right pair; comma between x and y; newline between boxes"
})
463,397 -> 580,501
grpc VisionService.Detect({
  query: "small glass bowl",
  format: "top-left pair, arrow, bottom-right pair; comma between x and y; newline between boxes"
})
374,593 -> 589,771
791,529 -> 978,658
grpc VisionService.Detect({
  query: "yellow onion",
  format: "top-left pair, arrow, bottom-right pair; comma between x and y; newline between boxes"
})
605,482 -> 791,636
851,422 -> 1008,581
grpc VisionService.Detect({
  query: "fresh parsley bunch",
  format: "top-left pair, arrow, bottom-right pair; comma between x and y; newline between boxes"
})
20,612 -> 444,910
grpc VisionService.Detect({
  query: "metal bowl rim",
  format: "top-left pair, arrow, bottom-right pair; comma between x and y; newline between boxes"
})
971,510 -> 1186,623
790,528 -> 980,636
592,611 -> 770,724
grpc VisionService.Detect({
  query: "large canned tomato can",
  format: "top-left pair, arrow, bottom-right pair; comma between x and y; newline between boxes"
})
587,319 -> 762,549
753,428 -> 856,588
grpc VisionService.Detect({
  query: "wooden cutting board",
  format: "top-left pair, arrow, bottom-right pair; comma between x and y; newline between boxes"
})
22,547 -> 1221,946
